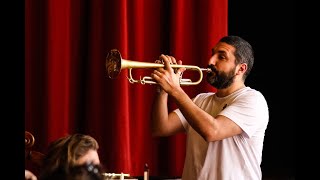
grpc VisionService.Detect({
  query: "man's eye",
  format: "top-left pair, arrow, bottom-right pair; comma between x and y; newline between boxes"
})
218,55 -> 226,60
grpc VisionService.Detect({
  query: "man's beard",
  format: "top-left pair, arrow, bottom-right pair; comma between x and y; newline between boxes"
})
206,64 -> 236,89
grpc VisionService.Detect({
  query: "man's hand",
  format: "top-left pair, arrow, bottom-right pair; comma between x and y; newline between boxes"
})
151,54 -> 186,95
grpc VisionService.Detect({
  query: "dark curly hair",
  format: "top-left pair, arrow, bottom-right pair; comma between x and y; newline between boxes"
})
219,36 -> 254,80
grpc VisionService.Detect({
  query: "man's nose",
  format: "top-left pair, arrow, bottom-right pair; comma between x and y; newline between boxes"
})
208,56 -> 216,65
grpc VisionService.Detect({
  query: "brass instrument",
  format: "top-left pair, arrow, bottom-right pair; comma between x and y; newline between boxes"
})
102,173 -> 131,180
105,49 -> 211,85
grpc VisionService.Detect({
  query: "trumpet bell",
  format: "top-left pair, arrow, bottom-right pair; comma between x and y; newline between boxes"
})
105,49 -> 122,79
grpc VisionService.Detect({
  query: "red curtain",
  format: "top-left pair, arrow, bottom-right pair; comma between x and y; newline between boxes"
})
25,0 -> 227,177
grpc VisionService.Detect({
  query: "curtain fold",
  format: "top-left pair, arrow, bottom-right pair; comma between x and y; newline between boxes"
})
25,0 -> 227,176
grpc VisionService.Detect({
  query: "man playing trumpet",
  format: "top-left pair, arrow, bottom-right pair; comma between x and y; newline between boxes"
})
150,35 -> 269,180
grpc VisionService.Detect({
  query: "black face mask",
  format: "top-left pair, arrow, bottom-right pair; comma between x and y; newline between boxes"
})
206,64 -> 236,89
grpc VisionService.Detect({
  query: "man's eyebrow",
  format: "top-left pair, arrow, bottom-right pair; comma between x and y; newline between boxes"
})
211,48 -> 227,54
216,50 -> 227,55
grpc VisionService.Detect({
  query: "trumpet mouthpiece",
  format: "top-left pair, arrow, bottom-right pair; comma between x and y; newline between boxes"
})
200,68 -> 212,73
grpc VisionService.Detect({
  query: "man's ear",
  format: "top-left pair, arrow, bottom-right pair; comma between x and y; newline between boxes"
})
237,63 -> 247,75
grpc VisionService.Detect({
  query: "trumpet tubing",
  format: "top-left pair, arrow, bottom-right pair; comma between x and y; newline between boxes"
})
105,49 -> 210,85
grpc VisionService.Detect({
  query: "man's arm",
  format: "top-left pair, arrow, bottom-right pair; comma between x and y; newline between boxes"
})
170,88 -> 242,141
151,88 -> 184,137
151,55 -> 242,141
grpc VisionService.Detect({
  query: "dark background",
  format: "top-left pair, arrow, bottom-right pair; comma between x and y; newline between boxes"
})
5,0 -> 25,179
229,0 -> 295,178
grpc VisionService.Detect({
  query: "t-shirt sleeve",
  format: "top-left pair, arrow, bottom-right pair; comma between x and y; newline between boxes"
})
173,93 -> 213,132
173,108 -> 188,130
219,91 -> 269,138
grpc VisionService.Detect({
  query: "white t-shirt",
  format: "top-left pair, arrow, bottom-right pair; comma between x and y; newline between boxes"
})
174,87 -> 269,180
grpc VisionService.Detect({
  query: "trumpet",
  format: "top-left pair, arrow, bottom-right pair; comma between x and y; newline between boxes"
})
105,49 -> 211,85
